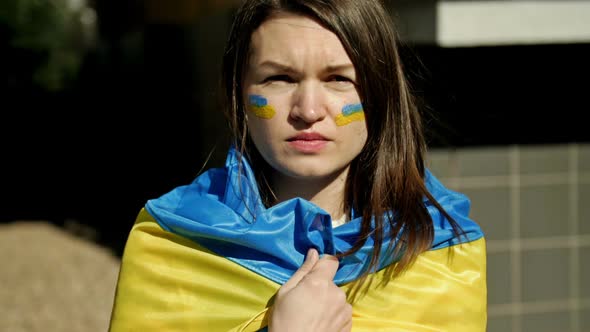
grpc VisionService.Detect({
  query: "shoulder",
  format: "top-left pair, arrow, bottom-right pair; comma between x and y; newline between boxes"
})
424,169 -> 485,248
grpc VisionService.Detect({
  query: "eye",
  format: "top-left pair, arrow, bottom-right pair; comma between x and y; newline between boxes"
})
327,75 -> 356,88
331,75 -> 352,82
263,75 -> 295,84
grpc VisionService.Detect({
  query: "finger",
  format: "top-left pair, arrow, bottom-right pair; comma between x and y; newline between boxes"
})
340,319 -> 353,332
282,248 -> 319,291
337,305 -> 353,332
308,254 -> 339,281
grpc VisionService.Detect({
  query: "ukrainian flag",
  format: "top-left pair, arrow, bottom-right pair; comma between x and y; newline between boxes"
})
109,147 -> 487,331
335,103 -> 365,126
248,95 -> 276,119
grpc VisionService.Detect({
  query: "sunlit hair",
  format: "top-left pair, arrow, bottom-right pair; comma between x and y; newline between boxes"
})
220,0 -> 463,299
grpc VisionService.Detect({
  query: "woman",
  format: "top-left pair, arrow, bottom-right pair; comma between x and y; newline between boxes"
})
109,0 -> 487,331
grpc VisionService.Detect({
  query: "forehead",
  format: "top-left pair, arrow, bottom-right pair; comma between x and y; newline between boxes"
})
257,12 -> 325,32
248,12 -> 349,61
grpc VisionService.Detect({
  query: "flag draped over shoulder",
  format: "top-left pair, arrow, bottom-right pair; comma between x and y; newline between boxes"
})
109,147 -> 487,332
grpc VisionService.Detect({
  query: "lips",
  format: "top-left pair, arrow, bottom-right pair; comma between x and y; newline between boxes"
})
287,132 -> 328,141
286,132 -> 329,153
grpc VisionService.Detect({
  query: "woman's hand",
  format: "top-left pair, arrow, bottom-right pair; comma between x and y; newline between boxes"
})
269,249 -> 353,332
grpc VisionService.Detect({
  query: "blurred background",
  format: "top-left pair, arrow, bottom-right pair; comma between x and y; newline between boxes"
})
1,0 -> 588,331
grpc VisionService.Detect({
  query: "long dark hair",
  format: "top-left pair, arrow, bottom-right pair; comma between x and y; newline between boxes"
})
220,0 -> 463,297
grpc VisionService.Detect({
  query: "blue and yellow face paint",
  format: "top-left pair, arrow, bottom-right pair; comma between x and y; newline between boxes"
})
335,103 -> 365,126
248,94 -> 276,119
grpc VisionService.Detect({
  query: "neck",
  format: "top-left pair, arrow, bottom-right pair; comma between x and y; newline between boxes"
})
270,168 -> 349,220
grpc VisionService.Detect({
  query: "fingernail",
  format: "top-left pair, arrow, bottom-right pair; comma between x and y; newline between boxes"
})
307,248 -> 318,259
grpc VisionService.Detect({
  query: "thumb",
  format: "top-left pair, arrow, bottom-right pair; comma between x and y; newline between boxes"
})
281,248 -> 319,292
308,254 -> 339,281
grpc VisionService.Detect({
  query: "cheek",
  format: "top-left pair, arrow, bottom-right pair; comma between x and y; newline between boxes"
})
247,111 -> 282,149
334,103 -> 365,127
350,123 -> 368,145
247,95 -> 278,141
247,94 -> 276,119
247,117 -> 272,141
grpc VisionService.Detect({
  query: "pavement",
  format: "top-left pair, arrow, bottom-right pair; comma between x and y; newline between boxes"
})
1,221 -> 121,332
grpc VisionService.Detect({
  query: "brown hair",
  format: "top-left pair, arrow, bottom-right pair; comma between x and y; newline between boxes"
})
220,0 -> 463,297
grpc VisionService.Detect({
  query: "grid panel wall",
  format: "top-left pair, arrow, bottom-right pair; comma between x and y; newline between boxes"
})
427,143 -> 590,332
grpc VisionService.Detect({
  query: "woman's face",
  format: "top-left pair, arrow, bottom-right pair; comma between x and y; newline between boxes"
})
243,12 -> 368,181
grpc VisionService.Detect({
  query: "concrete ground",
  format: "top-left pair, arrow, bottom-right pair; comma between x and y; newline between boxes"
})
1,221 -> 121,332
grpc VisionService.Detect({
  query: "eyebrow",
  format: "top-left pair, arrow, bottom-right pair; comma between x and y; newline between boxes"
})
256,60 -> 354,73
256,60 -> 298,74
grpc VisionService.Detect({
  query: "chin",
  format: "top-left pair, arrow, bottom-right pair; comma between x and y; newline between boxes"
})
274,160 -> 349,181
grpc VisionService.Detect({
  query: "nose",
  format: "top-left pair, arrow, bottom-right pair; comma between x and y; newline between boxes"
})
289,82 -> 327,124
